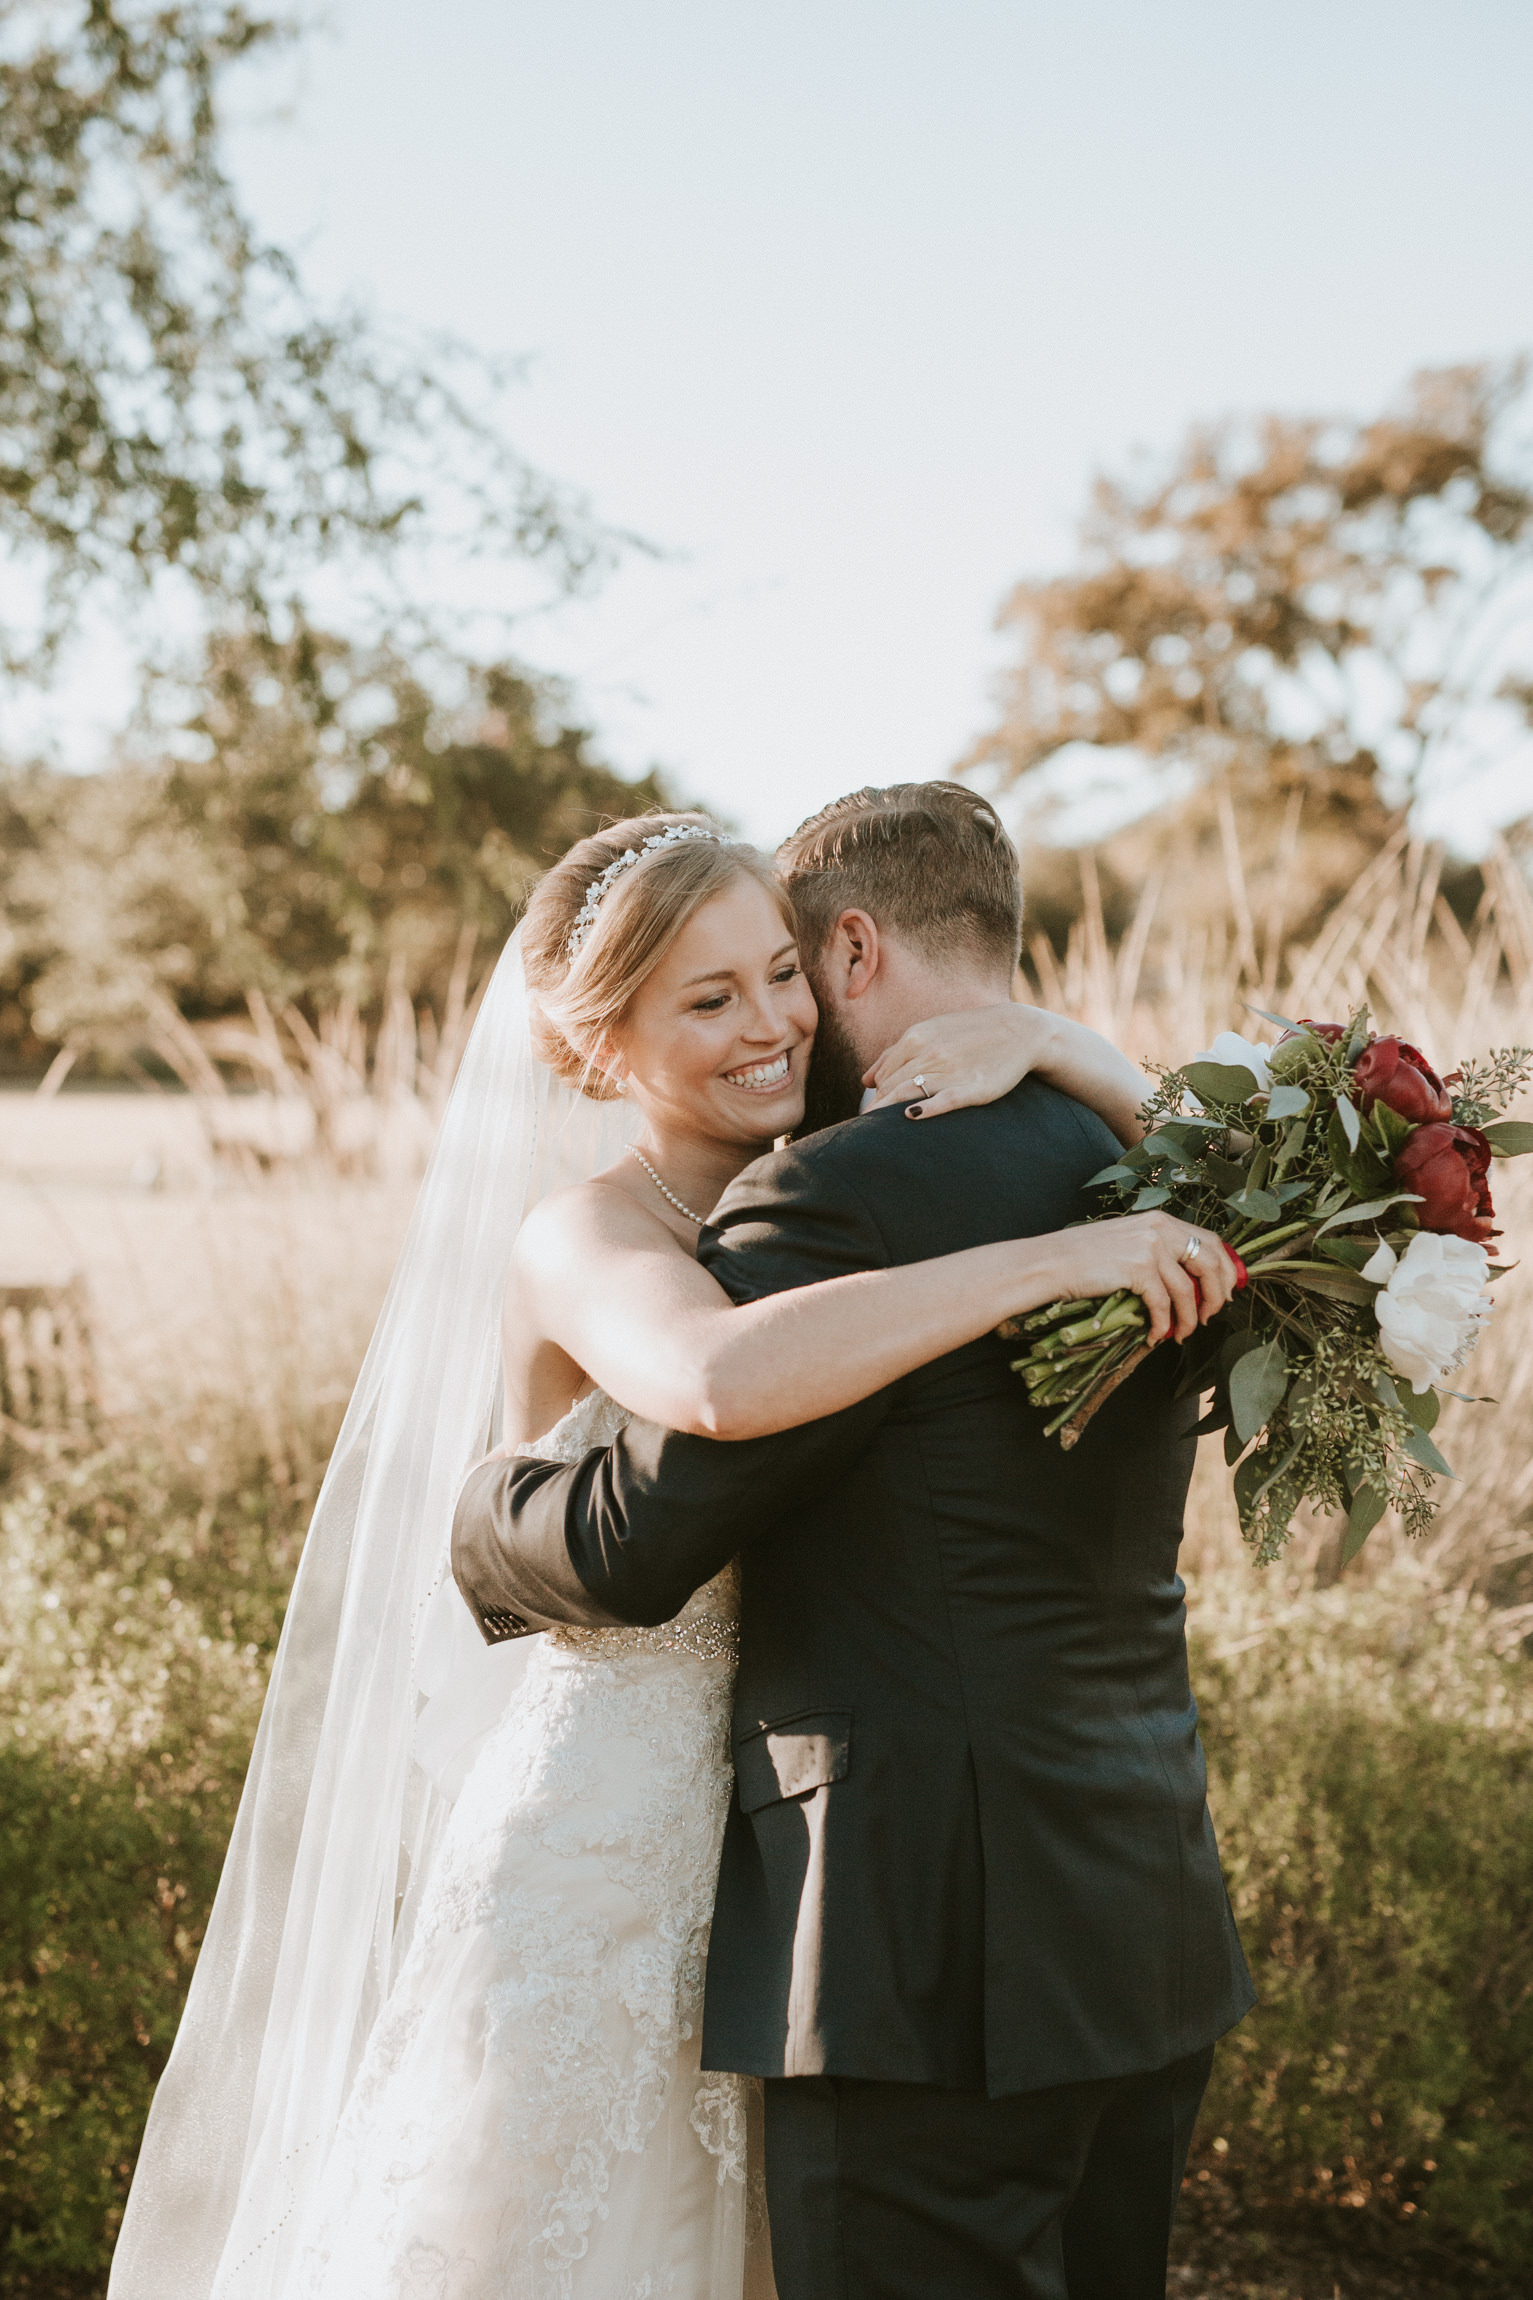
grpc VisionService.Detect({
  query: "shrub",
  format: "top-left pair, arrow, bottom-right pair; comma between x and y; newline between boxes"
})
4,1421 -> 1533,2291
1188,1561 -> 1533,2283
0,1425 -> 314,2290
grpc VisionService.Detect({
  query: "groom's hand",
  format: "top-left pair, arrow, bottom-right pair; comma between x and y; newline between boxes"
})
1046,1213 -> 1238,1344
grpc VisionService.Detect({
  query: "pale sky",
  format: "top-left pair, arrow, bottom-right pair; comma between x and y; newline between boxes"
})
27,1 -> 1533,846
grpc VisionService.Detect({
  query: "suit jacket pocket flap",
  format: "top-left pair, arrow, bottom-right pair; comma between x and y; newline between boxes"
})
735,1710 -> 852,1815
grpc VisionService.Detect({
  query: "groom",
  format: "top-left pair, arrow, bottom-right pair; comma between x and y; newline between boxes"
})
453,783 -> 1254,2299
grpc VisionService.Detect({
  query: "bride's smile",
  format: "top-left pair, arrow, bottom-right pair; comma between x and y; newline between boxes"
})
722,1051 -> 790,1092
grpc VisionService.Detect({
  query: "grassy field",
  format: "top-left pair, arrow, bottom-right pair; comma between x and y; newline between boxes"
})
2,838 -> 1531,2297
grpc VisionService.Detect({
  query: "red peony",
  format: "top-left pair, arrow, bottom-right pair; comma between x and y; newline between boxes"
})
1295,1019 -> 1347,1044
1352,1036 -> 1452,1126
1393,1123 -> 1498,1243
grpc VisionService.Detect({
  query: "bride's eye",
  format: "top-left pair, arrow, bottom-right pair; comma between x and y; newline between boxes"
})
771,963 -> 800,984
691,993 -> 730,1014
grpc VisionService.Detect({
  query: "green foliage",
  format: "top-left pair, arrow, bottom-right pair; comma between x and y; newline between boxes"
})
0,1419 -> 319,2285
1191,1567 -> 1533,2279
1,633 -> 673,1079
975,360 -> 1533,837
0,3 -> 603,665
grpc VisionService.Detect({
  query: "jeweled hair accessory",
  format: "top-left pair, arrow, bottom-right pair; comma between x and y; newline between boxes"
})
566,824 -> 724,959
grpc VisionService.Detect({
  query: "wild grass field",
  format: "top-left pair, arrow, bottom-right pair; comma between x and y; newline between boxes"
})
2,838 -> 1531,2298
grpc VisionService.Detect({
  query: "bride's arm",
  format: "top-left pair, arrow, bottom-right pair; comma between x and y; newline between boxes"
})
863,1006 -> 1151,1145
513,1185 -> 1235,1444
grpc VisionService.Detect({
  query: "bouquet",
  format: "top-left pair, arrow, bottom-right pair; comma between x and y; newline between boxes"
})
1004,1014 -> 1533,1563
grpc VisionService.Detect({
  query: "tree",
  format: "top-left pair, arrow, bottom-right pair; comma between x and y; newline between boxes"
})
0,2 -> 607,667
2,635 -> 673,1106
971,362 -> 1533,871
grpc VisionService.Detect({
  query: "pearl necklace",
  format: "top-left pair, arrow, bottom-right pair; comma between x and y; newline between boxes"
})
629,1147 -> 709,1227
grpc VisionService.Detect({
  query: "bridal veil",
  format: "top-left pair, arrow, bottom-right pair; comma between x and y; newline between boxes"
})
108,929 -> 630,2300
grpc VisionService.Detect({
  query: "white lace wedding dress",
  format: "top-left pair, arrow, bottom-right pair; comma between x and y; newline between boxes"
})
288,1390 -> 775,2300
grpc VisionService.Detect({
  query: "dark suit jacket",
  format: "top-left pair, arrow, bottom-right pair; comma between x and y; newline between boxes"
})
452,1080 -> 1254,2096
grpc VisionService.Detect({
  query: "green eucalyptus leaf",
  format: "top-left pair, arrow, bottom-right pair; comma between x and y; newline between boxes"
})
1141,1132 -> 1205,1171
1482,1121 -> 1533,1157
1334,1094 -> 1362,1150
1403,1425 -> 1455,1477
1244,1003 -> 1301,1033
1315,1193 -> 1421,1237
1341,1484 -> 1389,1564
1133,1184 -> 1172,1210
1281,1267 -> 1380,1305
1400,1384 -> 1441,1432
1251,1437 -> 1304,1506
1232,1448 -> 1267,1530
1265,1083 -> 1311,1121
1320,1237 -> 1376,1269
1273,1115 -> 1309,1170
1184,1060 -> 1264,1105
1085,1163 -> 1140,1189
1230,1187 -> 1282,1223
1367,1103 -> 1416,1158
1325,1110 -> 1392,1197
1274,1179 -> 1314,1203
1228,1339 -> 1290,1444
1219,1325 -> 1264,1378
1204,1153 -> 1248,1194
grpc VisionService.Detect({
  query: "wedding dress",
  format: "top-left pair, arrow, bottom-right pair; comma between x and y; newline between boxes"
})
287,1387 -> 775,2300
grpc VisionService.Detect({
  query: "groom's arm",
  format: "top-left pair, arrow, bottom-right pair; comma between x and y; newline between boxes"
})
452,1146 -> 894,1639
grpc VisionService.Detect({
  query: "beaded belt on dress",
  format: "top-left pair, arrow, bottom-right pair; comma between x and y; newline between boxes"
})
547,1615 -> 739,1664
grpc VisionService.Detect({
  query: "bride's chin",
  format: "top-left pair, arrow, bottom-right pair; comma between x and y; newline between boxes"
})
726,1097 -> 803,1146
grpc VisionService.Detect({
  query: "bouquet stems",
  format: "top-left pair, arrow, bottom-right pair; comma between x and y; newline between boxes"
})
1001,1217 -> 1319,1448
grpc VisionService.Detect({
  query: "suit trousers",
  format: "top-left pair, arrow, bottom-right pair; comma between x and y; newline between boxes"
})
762,2045 -> 1214,2300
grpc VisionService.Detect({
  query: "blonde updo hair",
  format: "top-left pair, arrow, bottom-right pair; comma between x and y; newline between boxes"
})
521,812 -> 797,1099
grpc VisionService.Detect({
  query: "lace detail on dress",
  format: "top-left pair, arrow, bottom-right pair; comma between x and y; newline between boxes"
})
287,1388 -> 762,2300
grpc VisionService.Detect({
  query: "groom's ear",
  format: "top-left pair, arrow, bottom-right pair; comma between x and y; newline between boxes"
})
833,909 -> 882,1002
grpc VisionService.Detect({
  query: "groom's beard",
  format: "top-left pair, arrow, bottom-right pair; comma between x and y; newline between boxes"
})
797,988 -> 868,1137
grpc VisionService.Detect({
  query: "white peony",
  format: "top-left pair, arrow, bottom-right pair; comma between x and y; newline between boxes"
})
1194,1030 -> 1274,1092
1367,1232 -> 1493,1394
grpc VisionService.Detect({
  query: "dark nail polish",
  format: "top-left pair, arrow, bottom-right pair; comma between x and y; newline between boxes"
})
906,1104 -> 924,1118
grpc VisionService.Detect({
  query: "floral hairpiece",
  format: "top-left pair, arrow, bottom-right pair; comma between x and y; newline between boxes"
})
566,824 -> 724,960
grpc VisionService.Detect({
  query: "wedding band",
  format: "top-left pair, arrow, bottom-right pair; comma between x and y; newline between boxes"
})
912,1075 -> 933,1101
1179,1234 -> 1202,1267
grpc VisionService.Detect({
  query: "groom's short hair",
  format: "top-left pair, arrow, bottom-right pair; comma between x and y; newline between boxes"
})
778,781 -> 1022,974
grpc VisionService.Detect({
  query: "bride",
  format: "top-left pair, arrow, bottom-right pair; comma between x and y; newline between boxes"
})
109,808 -> 1213,2300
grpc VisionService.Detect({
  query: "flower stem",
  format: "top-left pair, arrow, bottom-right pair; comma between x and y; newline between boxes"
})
1235,1218 -> 1315,1259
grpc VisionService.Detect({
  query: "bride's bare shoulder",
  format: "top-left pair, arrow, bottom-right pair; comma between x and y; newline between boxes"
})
511,1169 -> 678,1286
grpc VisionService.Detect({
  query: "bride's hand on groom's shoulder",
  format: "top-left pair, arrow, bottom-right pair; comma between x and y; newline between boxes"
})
864,1006 -> 1150,1145
1050,1214 -> 1239,1345
863,1005 -> 1070,1119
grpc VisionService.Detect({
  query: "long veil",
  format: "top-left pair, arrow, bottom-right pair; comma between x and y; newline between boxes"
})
108,928 -> 632,2300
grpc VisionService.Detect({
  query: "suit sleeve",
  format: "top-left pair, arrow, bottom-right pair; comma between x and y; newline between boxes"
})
452,1147 -> 895,1640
